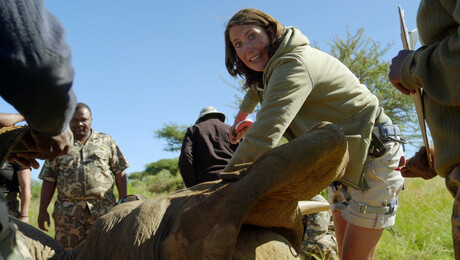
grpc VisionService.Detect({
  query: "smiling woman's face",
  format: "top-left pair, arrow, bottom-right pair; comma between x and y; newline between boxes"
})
229,24 -> 271,72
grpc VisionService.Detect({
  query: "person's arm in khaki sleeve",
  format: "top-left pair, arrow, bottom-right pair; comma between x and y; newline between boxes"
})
389,9 -> 460,105
226,59 -> 311,170
17,167 -> 31,223
228,89 -> 258,145
115,170 -> 127,201
0,113 -> 25,127
38,180 -> 56,232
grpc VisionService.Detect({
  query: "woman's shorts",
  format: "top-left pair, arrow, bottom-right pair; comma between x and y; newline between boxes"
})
329,141 -> 404,229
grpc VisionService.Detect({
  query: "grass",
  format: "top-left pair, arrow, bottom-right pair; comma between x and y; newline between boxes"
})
376,176 -> 454,259
29,179 -> 56,237
26,175 -> 454,258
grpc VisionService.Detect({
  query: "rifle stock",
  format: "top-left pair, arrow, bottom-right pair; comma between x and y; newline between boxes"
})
398,5 -> 433,168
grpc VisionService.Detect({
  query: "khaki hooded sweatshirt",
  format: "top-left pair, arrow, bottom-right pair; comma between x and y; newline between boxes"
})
227,27 -> 379,190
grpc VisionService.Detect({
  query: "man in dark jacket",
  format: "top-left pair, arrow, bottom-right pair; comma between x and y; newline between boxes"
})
179,107 -> 239,188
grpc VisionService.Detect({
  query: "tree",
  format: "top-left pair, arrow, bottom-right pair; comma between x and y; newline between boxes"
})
127,124 -> 186,182
154,123 -> 188,152
324,28 -> 420,145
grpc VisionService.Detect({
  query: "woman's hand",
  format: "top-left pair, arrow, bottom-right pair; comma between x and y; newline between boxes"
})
38,209 -> 50,232
229,111 -> 250,144
229,125 -> 250,144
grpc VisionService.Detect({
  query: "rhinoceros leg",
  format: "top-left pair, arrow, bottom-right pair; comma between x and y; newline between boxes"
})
170,122 -> 348,259
70,122 -> 347,260
8,217 -> 70,260
233,225 -> 302,260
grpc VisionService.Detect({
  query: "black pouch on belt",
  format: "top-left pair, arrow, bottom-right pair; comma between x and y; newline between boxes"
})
369,132 -> 388,158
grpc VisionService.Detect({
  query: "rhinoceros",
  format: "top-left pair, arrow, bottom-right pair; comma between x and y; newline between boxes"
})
14,121 -> 348,260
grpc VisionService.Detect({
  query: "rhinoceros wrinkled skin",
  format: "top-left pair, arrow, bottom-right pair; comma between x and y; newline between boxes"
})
16,121 -> 348,260
10,217 -> 64,260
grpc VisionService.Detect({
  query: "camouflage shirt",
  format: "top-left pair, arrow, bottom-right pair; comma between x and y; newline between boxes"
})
302,195 -> 338,260
39,131 -> 129,217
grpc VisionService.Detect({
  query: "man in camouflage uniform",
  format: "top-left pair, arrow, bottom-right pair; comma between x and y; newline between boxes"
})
38,103 -> 129,249
302,195 -> 338,260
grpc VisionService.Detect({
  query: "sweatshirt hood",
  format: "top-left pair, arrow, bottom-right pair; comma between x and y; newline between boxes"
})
269,27 -> 310,62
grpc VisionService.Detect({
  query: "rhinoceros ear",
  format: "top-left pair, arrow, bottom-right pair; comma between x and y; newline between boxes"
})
298,200 -> 330,215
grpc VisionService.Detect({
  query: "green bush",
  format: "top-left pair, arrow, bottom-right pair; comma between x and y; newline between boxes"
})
130,170 -> 185,195
31,179 -> 42,200
128,158 -> 181,182
145,158 -> 179,176
127,171 -> 146,181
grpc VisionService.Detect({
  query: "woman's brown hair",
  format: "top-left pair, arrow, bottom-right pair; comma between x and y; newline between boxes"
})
224,8 -> 285,88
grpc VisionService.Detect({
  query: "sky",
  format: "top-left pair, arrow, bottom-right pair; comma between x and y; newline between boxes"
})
0,0 -> 423,179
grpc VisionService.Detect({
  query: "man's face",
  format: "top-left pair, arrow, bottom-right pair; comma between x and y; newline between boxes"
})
70,107 -> 92,141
